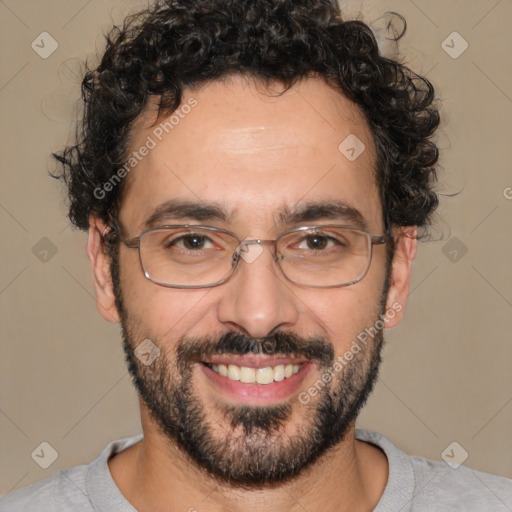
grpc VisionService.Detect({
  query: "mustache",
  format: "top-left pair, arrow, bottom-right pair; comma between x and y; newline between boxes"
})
176,330 -> 335,368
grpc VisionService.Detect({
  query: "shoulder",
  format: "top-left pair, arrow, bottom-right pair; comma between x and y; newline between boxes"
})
356,429 -> 512,511
0,466 -> 89,512
409,455 -> 512,509
0,435 -> 142,512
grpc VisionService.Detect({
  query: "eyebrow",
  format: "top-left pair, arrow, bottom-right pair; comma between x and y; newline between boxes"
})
276,200 -> 368,231
142,198 -> 369,231
143,199 -> 230,229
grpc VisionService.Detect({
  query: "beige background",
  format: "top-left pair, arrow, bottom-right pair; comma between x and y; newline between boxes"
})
1,0 -> 511,497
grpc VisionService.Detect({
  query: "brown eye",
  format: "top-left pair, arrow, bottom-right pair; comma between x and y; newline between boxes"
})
172,234 -> 210,250
304,234 -> 329,250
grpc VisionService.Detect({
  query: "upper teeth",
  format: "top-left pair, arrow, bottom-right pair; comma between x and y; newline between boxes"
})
211,363 -> 302,384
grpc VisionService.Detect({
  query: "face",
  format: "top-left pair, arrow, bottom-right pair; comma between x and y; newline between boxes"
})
89,74 -> 414,486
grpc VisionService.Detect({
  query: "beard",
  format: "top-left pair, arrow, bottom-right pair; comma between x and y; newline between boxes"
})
109,243 -> 390,488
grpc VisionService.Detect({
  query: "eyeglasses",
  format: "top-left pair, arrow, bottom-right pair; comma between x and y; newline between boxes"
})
117,224 -> 388,289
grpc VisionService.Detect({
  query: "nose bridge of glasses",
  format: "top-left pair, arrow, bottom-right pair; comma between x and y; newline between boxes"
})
235,238 -> 282,263
238,238 -> 275,247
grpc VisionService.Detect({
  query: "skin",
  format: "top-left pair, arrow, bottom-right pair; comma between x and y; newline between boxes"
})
86,74 -> 416,512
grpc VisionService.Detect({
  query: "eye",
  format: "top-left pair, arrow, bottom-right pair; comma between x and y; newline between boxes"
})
166,233 -> 215,251
296,233 -> 342,251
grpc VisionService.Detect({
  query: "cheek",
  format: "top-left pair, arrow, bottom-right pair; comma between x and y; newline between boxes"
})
118,250 -> 212,334
125,286 -> 214,339
318,290 -> 381,337
307,264 -> 387,352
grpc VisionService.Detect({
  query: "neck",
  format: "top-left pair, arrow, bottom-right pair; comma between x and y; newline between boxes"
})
109,404 -> 388,512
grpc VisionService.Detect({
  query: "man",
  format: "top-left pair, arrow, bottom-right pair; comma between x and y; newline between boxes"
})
2,0 -> 511,510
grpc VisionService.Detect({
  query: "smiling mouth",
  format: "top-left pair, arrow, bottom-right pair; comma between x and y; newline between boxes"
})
202,362 -> 304,385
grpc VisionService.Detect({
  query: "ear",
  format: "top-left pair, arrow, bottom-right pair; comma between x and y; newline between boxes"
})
86,216 -> 121,323
384,226 -> 417,328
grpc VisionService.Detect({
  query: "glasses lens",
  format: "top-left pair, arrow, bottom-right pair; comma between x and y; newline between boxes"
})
137,226 -> 373,288
139,227 -> 238,287
277,227 -> 371,287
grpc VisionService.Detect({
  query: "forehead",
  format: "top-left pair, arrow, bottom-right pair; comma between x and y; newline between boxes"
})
119,74 -> 382,235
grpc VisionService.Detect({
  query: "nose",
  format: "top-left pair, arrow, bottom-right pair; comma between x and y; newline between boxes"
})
216,241 -> 299,338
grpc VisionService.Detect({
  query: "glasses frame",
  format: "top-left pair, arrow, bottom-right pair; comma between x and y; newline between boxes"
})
117,223 -> 389,289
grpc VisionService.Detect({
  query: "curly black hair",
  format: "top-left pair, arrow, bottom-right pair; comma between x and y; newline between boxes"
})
52,0 -> 440,239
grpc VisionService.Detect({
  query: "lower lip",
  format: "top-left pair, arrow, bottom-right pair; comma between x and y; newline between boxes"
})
199,363 -> 314,403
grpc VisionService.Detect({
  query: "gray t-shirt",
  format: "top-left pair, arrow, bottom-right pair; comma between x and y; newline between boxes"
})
1,429 -> 511,511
